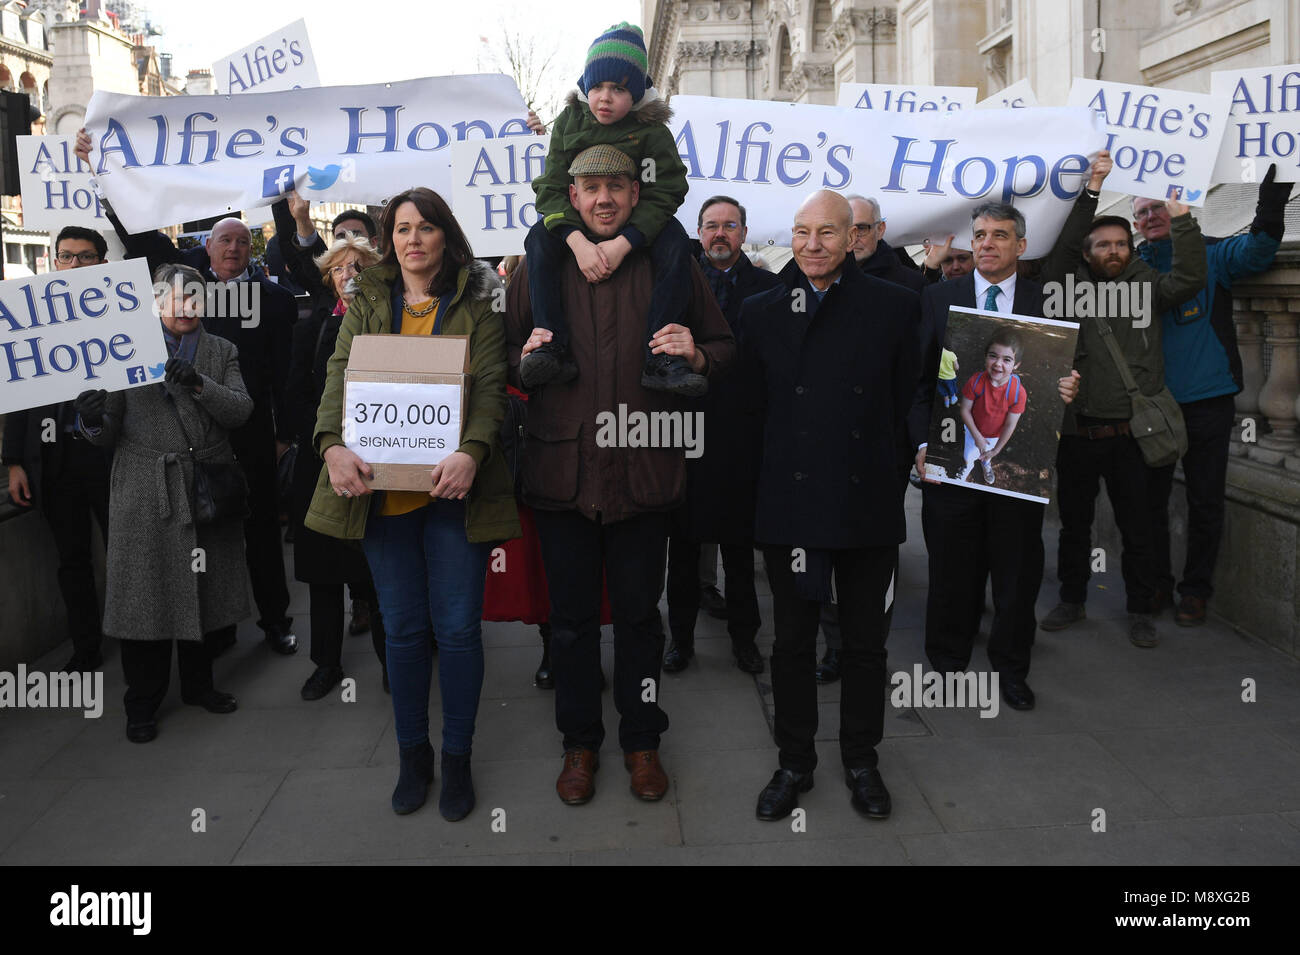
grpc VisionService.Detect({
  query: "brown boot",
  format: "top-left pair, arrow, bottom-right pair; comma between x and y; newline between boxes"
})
1175,595 -> 1207,627
624,750 -> 669,801
556,748 -> 599,805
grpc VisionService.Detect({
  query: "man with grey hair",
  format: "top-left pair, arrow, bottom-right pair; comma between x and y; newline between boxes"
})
846,195 -> 925,293
908,153 -> 1103,712
741,188 -> 919,822
85,119 -> 301,657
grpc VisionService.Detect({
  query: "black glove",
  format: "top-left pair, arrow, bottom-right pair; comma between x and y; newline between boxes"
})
74,389 -> 109,428
164,357 -> 202,391
1252,164 -> 1293,240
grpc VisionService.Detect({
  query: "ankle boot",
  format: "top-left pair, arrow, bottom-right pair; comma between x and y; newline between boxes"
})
534,623 -> 554,689
439,749 -> 475,821
392,741 -> 435,814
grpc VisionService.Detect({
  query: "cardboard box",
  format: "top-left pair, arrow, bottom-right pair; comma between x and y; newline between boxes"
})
343,334 -> 469,491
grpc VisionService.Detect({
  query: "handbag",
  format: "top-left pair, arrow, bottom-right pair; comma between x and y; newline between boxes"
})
1093,315 -> 1187,468
167,395 -> 250,525
499,390 -> 528,495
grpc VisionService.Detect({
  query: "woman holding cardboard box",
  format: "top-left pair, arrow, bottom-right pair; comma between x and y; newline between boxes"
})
305,187 -> 520,821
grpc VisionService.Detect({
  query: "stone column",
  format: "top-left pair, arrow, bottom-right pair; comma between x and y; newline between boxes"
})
1249,299 -> 1300,466
1230,296 -> 1266,457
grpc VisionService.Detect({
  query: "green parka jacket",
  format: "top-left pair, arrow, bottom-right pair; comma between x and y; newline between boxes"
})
304,258 -> 521,543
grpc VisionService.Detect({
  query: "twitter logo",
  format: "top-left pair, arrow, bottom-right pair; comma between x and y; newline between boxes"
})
148,363 -> 166,379
306,165 -> 342,190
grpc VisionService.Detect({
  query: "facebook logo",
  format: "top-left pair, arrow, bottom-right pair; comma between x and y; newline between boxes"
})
126,366 -> 146,384
262,165 -> 296,198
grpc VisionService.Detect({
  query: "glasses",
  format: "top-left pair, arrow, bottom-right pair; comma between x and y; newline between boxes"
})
330,262 -> 363,277
702,221 -> 741,233
56,250 -> 102,264
1132,206 -> 1165,221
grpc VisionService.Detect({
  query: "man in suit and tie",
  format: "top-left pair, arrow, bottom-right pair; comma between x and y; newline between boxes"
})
909,153 -> 1109,709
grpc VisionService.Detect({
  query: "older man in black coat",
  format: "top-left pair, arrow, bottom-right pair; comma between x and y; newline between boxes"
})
663,195 -> 783,676
741,189 -> 920,822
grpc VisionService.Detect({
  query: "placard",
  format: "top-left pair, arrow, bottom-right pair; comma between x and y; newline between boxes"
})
342,379 -> 461,466
212,18 -> 320,95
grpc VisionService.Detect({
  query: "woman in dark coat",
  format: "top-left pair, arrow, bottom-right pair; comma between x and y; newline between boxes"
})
286,235 -> 386,700
76,263 -> 252,743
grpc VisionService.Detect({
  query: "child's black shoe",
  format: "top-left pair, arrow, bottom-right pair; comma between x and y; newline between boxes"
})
520,341 -> 578,389
642,353 -> 707,397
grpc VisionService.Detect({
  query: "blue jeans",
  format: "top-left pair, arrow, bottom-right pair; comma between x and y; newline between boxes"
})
362,500 -> 491,753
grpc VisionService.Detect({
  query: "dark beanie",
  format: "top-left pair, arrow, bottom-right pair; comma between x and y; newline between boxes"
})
580,22 -> 650,105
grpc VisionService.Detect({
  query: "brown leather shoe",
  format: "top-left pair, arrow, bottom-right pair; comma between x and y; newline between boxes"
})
624,750 -> 669,801
1175,594 -> 1207,627
556,749 -> 599,805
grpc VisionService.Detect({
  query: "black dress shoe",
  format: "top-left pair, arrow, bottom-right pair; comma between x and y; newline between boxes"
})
845,767 -> 891,819
663,642 -> 694,673
756,768 -> 813,821
732,641 -> 764,674
349,599 -> 371,636
126,719 -> 157,744
699,585 -> 728,619
182,689 -> 238,714
815,648 -> 841,684
1000,676 -> 1036,711
301,665 -> 345,701
265,625 -> 297,655
534,624 -> 554,689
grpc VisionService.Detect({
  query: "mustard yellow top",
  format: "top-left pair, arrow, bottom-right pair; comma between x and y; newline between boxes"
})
378,299 -> 443,517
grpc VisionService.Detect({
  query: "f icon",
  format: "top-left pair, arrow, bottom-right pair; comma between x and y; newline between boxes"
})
262,164 -> 296,198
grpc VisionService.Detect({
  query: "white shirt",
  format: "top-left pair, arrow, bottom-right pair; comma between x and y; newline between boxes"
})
973,269 -> 1017,313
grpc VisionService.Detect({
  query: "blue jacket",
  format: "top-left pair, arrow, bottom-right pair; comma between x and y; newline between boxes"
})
1138,230 -> 1280,403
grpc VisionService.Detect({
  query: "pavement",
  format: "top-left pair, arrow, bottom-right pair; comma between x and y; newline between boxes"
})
3,488 -> 1299,866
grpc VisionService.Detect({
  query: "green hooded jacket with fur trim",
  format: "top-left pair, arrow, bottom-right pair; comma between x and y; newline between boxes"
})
533,89 -> 687,247
304,259 -> 521,543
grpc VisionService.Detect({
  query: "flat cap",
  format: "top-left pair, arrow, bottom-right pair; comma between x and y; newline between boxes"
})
568,143 -> 636,178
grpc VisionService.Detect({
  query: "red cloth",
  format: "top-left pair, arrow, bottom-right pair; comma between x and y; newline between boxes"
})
961,371 -> 1026,437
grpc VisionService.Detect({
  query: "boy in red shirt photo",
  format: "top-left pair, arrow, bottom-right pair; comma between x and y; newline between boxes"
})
957,326 -> 1027,486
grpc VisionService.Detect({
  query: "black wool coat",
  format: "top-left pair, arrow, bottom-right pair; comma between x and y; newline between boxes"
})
739,254 -> 921,550
677,247 -> 785,544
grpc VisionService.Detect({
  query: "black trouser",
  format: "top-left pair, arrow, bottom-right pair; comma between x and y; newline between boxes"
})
524,219 -> 693,361
309,582 -> 387,669
666,537 -> 761,648
1056,430 -> 1156,613
533,508 -> 671,753
231,413 -> 291,634
921,483 -> 1043,680
120,638 -> 213,721
42,439 -> 110,658
1146,394 -> 1235,600
762,545 -> 896,773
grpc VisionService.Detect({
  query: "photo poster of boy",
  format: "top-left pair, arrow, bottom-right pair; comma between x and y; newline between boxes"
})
922,306 -> 1079,504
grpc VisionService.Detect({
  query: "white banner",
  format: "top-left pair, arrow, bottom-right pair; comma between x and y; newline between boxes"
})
212,18 -> 320,95
669,96 -> 1106,257
0,259 -> 167,415
1067,78 -> 1230,205
342,380 -> 461,465
838,83 -> 977,112
976,79 -> 1039,109
84,74 -> 531,233
450,135 -> 549,256
17,135 -> 108,232
1211,65 -> 1300,184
